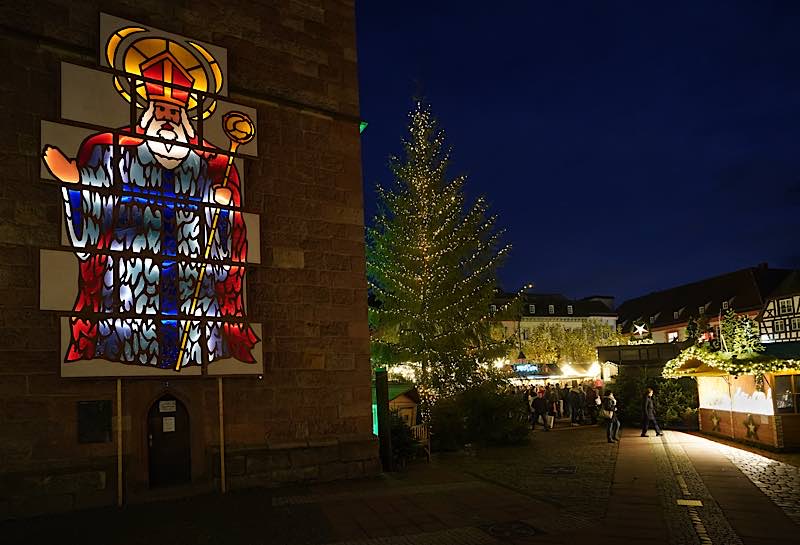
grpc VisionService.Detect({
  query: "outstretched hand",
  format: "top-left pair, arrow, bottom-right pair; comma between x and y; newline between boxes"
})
42,145 -> 79,183
213,186 -> 232,205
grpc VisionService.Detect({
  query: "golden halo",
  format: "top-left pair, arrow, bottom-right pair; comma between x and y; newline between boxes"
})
106,26 -> 223,120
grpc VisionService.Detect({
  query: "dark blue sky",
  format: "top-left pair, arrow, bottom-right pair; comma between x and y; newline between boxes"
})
355,2 -> 800,304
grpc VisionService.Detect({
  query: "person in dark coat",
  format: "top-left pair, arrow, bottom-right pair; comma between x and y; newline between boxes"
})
641,387 -> 663,437
586,386 -> 599,424
531,389 -> 550,431
603,391 -> 620,442
569,385 -> 584,425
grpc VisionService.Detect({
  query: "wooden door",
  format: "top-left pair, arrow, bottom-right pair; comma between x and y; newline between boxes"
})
147,394 -> 191,488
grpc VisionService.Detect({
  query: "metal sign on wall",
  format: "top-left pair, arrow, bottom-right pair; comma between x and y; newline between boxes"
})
40,14 -> 263,377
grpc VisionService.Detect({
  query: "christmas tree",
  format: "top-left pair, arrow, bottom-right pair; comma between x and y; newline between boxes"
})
367,103 -> 517,408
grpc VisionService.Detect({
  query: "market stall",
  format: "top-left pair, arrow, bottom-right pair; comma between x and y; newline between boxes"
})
663,343 -> 800,449
510,362 -> 603,387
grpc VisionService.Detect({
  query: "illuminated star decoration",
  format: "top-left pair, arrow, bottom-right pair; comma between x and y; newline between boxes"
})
633,323 -> 649,337
743,414 -> 759,439
710,410 -> 721,432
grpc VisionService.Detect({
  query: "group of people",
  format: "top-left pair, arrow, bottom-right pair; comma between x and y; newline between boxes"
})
517,381 -> 602,432
514,383 -> 664,443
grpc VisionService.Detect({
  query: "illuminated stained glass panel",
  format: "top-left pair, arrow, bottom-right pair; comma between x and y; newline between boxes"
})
41,17 -> 260,374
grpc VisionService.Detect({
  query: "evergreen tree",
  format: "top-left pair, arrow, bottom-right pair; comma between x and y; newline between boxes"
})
367,103 -> 517,408
720,309 -> 763,355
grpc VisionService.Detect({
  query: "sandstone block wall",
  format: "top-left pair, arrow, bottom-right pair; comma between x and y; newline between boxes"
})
0,0 -> 376,519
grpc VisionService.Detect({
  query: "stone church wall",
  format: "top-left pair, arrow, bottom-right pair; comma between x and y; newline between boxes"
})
0,0 -> 376,519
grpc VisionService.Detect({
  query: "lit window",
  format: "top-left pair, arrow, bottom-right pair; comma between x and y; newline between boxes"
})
489,304 -> 497,313
722,301 -> 729,310
673,311 -> 679,320
529,304 -> 536,314
667,331 -> 679,342
775,320 -> 786,333
698,306 -> 705,315
548,304 -> 555,315
567,305 -> 573,315
780,299 -> 793,315
649,316 -> 655,324
792,317 -> 800,331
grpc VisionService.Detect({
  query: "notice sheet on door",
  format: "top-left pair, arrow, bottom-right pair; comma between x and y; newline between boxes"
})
162,416 -> 176,433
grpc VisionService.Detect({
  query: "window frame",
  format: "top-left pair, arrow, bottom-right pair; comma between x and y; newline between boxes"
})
775,320 -> 786,333
779,298 -> 793,315
529,304 -> 535,314
548,304 -> 555,315
567,305 -> 573,315
775,374 -> 800,414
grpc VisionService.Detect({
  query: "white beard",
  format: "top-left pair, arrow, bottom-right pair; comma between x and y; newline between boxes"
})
144,118 -> 191,170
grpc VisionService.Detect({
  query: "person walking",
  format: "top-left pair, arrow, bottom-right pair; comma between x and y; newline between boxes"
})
562,383 -> 571,420
603,391 -> 620,443
547,386 -> 559,427
641,387 -> 663,437
554,383 -> 563,418
531,389 -> 550,431
569,385 -> 584,426
586,385 -> 599,425
523,386 -> 532,426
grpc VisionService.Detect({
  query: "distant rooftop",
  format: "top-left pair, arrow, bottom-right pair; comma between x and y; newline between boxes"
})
495,292 -> 616,318
616,264 -> 796,333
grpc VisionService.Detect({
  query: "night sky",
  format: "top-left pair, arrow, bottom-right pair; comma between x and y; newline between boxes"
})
355,2 -> 800,305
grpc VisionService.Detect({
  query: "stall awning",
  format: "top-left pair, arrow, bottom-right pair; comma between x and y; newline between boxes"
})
668,358 -> 728,377
663,344 -> 800,378
513,362 -> 597,379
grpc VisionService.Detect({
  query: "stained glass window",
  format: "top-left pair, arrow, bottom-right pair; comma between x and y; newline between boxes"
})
43,21 -> 258,372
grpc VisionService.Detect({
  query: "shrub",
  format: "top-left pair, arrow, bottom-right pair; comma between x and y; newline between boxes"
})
430,396 -> 466,451
431,382 -> 529,450
390,411 -> 418,468
610,373 -> 698,428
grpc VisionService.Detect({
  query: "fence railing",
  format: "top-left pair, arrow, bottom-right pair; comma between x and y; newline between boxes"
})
410,423 -> 431,462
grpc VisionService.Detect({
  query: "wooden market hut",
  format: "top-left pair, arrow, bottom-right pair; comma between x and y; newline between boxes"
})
663,342 -> 800,450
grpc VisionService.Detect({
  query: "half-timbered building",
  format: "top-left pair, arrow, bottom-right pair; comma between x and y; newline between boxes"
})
759,271 -> 800,343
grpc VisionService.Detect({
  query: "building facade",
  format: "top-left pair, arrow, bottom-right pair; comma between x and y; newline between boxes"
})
497,293 -> 617,340
0,1 -> 376,519
616,264 -> 794,344
758,272 -> 800,343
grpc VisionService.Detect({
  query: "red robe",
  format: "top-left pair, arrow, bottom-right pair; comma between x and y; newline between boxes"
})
66,126 -> 258,366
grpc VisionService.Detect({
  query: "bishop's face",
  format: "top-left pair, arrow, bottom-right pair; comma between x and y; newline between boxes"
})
144,101 -> 192,168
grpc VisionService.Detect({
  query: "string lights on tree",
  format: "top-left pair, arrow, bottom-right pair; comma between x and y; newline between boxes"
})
367,102 -> 521,413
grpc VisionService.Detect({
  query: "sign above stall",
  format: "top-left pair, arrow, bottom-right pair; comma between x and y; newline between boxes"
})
513,363 -> 558,377
40,14 -> 263,377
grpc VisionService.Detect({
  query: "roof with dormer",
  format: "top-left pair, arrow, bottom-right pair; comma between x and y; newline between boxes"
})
616,265 -> 794,334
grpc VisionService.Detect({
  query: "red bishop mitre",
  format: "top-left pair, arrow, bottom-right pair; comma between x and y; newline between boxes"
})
140,51 -> 194,107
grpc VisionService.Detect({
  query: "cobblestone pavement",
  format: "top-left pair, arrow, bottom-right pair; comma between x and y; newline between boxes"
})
441,425 -> 618,521
652,432 -> 743,545
709,438 -> 800,525
325,526 -> 501,545
2,426 -> 798,545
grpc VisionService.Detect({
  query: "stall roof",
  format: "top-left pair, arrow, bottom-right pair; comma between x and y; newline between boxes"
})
371,382 -> 419,404
668,358 -> 728,377
762,341 -> 800,361
664,345 -> 800,378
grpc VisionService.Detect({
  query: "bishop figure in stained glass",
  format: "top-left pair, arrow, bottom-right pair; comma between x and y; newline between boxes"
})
42,49 -> 257,370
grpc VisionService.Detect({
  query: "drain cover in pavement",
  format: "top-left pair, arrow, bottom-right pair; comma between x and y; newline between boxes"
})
541,465 -> 577,475
482,520 -> 539,539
